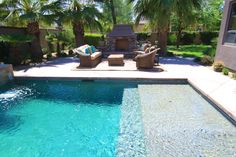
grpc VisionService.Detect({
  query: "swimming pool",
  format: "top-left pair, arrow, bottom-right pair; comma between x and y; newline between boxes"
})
0,80 -> 235,157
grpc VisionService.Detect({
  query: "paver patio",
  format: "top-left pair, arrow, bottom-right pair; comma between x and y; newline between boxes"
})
13,57 -> 236,122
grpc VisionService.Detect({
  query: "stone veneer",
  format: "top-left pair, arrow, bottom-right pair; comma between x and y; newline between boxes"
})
0,64 -> 14,85
107,25 -> 137,52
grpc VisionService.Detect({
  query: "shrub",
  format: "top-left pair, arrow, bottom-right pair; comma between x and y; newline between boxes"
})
213,61 -> 224,72
200,32 -> 219,45
233,72 -> 236,80
84,33 -> 103,47
0,34 -> 34,43
68,50 -> 74,55
136,32 -> 151,41
211,37 -> 218,49
165,51 -> 175,57
180,32 -> 196,45
167,31 -> 219,45
207,37 -> 218,57
167,33 -> 177,45
200,55 -> 213,65
46,53 -> 52,60
57,52 -> 68,57
194,57 -> 201,63
0,34 -> 32,65
223,68 -> 229,75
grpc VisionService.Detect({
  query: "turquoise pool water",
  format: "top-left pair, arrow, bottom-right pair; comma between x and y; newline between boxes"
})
0,80 -> 235,157
0,80 -> 145,157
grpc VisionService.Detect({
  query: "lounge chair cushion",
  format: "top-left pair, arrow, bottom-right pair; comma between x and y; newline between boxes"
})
91,46 -> 96,53
91,51 -> 102,60
85,47 -> 90,54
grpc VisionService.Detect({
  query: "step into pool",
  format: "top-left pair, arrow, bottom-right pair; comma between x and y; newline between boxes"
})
0,80 -> 235,157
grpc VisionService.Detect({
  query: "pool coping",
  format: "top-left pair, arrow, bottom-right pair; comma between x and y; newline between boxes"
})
13,76 -> 236,125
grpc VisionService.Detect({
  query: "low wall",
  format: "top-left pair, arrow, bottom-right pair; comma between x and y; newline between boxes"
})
0,64 -> 14,85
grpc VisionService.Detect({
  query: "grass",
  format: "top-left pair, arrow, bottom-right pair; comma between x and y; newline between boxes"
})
167,45 -> 213,58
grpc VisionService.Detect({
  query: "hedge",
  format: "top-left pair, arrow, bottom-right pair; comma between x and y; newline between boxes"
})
135,32 -> 219,45
136,32 -> 151,41
84,33 -> 104,47
199,32 -> 219,45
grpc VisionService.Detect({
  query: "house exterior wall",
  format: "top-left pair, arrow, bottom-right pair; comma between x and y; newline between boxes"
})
215,0 -> 236,71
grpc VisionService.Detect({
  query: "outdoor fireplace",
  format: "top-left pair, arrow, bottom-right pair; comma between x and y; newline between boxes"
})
115,38 -> 129,51
107,25 -> 137,53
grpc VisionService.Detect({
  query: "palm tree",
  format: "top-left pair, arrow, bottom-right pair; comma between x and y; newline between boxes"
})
131,0 -> 203,53
0,0 -> 60,62
95,0 -> 117,25
63,0 -> 102,47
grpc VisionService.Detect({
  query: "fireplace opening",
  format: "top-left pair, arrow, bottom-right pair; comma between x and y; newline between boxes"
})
115,38 -> 129,51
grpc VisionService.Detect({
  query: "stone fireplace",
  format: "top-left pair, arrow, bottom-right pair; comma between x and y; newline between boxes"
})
115,38 -> 129,51
107,25 -> 137,55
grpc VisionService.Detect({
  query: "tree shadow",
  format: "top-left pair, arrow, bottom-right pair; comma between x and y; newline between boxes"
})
14,57 -> 79,72
160,57 -> 200,66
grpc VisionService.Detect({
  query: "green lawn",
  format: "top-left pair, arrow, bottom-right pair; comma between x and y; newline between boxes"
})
167,45 -> 212,58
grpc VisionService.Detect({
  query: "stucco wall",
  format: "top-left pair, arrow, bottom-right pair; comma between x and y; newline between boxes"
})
215,0 -> 236,71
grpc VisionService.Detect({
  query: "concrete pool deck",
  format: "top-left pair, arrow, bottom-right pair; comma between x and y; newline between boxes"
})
13,57 -> 236,122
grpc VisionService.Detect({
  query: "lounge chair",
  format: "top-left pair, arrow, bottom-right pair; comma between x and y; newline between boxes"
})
73,45 -> 102,67
135,49 -> 159,69
133,43 -> 151,56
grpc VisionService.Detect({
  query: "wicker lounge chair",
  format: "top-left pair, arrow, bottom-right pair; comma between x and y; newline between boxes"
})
135,49 -> 158,69
73,45 -> 102,67
133,43 -> 151,56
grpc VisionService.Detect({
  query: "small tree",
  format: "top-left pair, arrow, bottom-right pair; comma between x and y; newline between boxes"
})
95,0 -> 117,25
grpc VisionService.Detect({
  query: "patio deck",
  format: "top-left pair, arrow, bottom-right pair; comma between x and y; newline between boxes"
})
13,57 -> 236,122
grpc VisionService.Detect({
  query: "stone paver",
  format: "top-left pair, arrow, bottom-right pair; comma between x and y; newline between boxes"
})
13,57 -> 236,121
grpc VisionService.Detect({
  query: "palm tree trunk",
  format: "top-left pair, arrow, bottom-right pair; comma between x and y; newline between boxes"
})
73,22 -> 84,47
27,22 -> 43,62
56,41 -> 61,56
176,19 -> 183,49
157,27 -> 168,55
109,0 -> 117,25
176,29 -> 182,49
